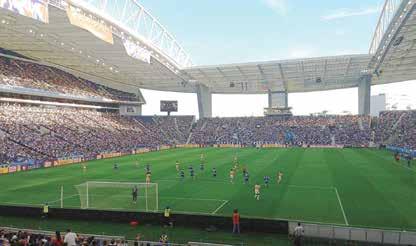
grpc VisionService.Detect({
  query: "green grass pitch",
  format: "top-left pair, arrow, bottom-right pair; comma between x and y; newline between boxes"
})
0,147 -> 415,231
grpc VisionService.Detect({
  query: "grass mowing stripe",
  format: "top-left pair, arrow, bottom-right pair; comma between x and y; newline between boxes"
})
334,187 -> 349,225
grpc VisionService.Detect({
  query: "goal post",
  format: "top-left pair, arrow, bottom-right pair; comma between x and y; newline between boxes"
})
75,181 -> 159,212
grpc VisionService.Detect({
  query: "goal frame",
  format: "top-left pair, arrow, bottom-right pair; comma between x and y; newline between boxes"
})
76,181 -> 159,212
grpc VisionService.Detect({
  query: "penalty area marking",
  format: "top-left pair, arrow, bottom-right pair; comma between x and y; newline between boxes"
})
334,187 -> 349,226
211,200 -> 229,214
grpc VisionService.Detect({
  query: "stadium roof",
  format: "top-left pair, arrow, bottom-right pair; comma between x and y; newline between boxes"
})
182,55 -> 372,94
0,0 -> 415,94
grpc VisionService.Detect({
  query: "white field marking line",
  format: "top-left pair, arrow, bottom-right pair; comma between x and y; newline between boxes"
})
287,184 -> 334,190
0,201 -> 43,206
78,193 -> 226,203
334,187 -> 349,226
47,194 -> 79,204
211,200 -> 229,214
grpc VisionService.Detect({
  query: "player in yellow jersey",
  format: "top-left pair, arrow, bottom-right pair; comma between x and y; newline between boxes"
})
175,161 -> 180,172
229,169 -> 235,184
277,171 -> 283,184
254,183 -> 261,200
146,172 -> 151,183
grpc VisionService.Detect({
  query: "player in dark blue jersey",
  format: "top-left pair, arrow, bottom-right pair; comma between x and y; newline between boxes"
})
243,172 -> 249,184
145,163 -> 151,174
264,175 -> 270,187
179,169 -> 185,180
212,167 -> 217,177
189,166 -> 195,180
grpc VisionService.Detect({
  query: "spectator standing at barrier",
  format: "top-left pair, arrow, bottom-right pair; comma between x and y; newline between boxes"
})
232,209 -> 240,234
293,222 -> 304,246
159,232 -> 168,245
64,229 -> 78,246
52,231 -> 63,246
163,206 -> 173,227
42,202 -> 49,219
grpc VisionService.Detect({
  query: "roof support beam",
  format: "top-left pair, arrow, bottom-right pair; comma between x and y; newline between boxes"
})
278,63 -> 288,92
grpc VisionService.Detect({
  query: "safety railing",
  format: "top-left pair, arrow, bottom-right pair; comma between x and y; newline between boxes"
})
289,221 -> 416,245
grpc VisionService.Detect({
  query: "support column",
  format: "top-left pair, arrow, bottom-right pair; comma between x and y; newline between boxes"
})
268,90 -> 288,108
358,75 -> 371,115
119,88 -> 145,116
196,84 -> 212,118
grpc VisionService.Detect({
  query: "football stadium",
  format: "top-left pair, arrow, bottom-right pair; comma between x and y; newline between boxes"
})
0,0 -> 416,245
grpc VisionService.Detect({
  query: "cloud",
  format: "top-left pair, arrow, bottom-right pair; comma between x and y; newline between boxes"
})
262,0 -> 288,15
321,6 -> 381,21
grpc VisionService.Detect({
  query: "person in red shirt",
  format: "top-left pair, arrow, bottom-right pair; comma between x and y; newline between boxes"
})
232,209 -> 240,234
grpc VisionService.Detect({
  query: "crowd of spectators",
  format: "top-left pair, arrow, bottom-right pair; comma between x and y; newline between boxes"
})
1,101 -> 415,165
0,228 -> 132,246
190,115 -> 372,147
375,110 -> 416,150
0,104 -> 192,164
0,56 -> 137,102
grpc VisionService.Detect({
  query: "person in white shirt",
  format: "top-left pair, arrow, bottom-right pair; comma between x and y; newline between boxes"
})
64,229 -> 77,246
293,223 -> 304,246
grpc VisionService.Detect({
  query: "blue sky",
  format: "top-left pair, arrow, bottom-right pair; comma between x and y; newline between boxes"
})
138,0 -> 416,117
139,0 -> 381,65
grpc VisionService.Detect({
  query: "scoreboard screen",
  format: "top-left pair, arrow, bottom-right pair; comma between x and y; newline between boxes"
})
160,100 -> 178,112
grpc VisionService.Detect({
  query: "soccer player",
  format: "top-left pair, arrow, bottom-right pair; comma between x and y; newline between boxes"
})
113,163 -> 118,170
394,152 -> 400,163
212,167 -> 217,177
229,169 -> 235,184
233,162 -> 239,172
243,172 -> 249,184
189,166 -> 195,180
132,186 -> 138,204
179,169 -> 185,180
242,165 -> 247,176
277,171 -> 283,184
254,183 -> 261,200
200,162 -> 205,171
406,154 -> 412,167
264,175 -> 270,187
146,172 -> 151,183
175,161 -> 180,172
145,163 -> 151,174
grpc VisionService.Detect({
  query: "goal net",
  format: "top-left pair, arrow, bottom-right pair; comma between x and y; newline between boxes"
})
75,181 -> 158,212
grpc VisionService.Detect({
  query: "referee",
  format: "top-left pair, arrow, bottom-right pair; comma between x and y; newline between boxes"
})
132,186 -> 138,204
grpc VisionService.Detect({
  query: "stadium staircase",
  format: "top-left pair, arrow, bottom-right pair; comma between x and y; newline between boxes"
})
186,132 -> 193,144
358,118 -> 364,130
385,112 -> 407,145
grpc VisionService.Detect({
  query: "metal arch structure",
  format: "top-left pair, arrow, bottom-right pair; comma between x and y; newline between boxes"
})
66,0 -> 192,68
369,0 -> 403,55
369,0 -> 416,86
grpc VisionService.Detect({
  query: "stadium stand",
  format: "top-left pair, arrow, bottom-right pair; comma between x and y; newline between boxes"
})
0,54 -> 414,166
189,115 -> 372,147
0,56 -> 137,102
